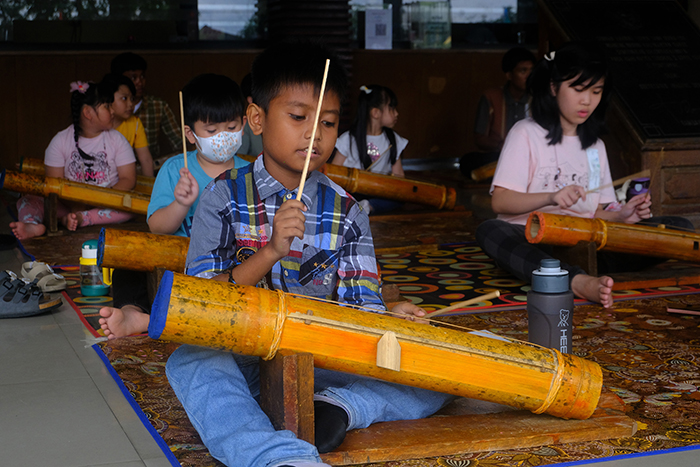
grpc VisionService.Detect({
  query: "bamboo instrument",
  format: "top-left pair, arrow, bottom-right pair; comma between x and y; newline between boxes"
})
17,157 -> 455,210
322,164 -> 457,210
149,271 -> 603,420
526,211 -> 700,262
1,169 -> 150,215
17,157 -> 154,195
98,228 -> 189,272
471,160 -> 498,182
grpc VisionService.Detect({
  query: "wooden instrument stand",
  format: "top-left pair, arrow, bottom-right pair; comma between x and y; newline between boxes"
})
258,350 -> 637,466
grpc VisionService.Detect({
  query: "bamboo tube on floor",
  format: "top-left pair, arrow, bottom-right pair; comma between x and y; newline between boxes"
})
526,211 -> 700,262
17,157 -> 155,195
98,228 -> 189,272
149,271 -> 603,420
471,160 -> 497,182
1,169 -> 150,215
15,156 -> 456,210
322,164 -> 457,210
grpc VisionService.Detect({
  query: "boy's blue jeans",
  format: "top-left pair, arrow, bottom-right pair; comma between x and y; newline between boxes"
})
166,344 -> 455,467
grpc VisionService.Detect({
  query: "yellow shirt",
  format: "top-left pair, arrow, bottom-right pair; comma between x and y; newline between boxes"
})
116,115 -> 148,149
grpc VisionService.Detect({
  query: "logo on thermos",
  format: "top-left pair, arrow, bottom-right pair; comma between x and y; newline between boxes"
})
558,308 -> 570,327
559,308 -> 570,353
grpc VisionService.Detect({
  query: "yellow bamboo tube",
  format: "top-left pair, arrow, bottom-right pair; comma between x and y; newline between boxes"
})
150,271 -> 602,420
18,157 -> 155,195
98,228 -> 189,272
471,160 -> 497,182
322,164 -> 457,210
1,169 -> 150,215
526,211 -> 700,262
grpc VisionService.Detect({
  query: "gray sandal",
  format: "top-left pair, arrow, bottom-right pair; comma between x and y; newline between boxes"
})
0,271 -> 62,318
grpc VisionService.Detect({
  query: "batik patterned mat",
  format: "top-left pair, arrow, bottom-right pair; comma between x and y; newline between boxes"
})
54,245 -> 700,467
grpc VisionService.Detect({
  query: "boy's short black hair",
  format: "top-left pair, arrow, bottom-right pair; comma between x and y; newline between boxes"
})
101,73 -> 137,98
502,47 -> 536,73
181,73 -> 247,128
111,52 -> 148,75
250,40 -> 348,112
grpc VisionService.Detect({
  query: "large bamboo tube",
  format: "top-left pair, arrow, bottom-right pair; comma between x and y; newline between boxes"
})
17,157 -> 154,195
526,211 -> 700,262
150,271 -> 602,420
1,169 -> 149,215
98,228 -> 189,272
322,164 -> 457,210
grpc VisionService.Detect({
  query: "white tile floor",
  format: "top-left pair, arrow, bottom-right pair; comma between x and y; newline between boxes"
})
1,213 -> 699,467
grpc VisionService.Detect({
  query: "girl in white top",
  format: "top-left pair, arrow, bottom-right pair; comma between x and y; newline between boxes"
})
10,80 -> 136,240
333,85 -> 408,214
478,42 -> 662,308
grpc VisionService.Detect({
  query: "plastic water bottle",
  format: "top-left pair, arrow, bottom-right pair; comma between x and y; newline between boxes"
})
527,259 -> 574,354
80,239 -> 111,296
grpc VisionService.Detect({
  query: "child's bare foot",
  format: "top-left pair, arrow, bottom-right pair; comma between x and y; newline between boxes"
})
98,305 -> 150,339
571,274 -> 614,308
61,212 -> 83,231
9,221 -> 46,240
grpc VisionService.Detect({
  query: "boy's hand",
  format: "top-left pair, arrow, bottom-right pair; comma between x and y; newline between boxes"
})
550,185 -> 586,209
267,199 -> 307,259
391,301 -> 429,324
174,167 -> 199,208
619,193 -> 652,224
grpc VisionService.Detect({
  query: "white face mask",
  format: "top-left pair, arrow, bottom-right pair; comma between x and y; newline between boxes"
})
193,129 -> 243,163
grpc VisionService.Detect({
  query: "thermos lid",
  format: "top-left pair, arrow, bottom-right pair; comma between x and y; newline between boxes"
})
82,239 -> 99,259
531,259 -> 569,293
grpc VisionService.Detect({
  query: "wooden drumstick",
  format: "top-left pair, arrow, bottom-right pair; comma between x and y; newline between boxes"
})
585,169 -> 650,194
297,59 -> 330,201
179,91 -> 188,170
426,291 -> 501,318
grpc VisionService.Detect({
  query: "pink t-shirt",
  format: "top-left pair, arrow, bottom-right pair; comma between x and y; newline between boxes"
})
491,119 -> 616,225
44,125 -> 136,188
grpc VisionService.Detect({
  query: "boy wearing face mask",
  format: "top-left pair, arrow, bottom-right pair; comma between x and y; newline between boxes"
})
98,74 -> 250,339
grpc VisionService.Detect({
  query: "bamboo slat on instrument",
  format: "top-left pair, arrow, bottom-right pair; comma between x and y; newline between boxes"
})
526,211 -> 700,262
1,169 -> 150,215
150,271 -> 603,420
322,164 -> 457,210
17,157 -> 154,195
98,228 -> 189,272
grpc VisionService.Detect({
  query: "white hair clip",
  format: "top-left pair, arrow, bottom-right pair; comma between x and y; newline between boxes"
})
359,85 -> 372,94
544,51 -> 556,62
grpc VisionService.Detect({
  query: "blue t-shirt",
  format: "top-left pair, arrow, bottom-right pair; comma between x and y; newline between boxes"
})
147,151 -> 250,237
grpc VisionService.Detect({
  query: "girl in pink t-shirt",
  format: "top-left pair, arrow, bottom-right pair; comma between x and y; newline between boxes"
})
477,42 -> 690,308
10,80 -> 136,240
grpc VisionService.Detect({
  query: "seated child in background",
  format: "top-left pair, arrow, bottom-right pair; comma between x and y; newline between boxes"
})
332,84 -> 407,215
10,79 -> 136,240
102,73 -> 155,176
165,41 -> 455,467
110,52 -> 182,158
98,73 -> 250,338
476,42 -> 693,308
239,72 -> 264,157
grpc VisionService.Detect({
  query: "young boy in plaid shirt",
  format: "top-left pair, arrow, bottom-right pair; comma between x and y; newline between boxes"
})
165,41 -> 454,467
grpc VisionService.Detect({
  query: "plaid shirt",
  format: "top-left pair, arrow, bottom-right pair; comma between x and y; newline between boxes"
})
134,94 -> 182,157
186,157 -> 384,310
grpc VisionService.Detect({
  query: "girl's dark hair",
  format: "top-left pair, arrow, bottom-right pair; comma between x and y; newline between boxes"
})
529,41 -> 610,149
181,74 -> 247,128
71,79 -> 117,160
350,85 -> 398,169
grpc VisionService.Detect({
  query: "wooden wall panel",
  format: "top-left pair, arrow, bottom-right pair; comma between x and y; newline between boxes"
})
0,49 -> 507,171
